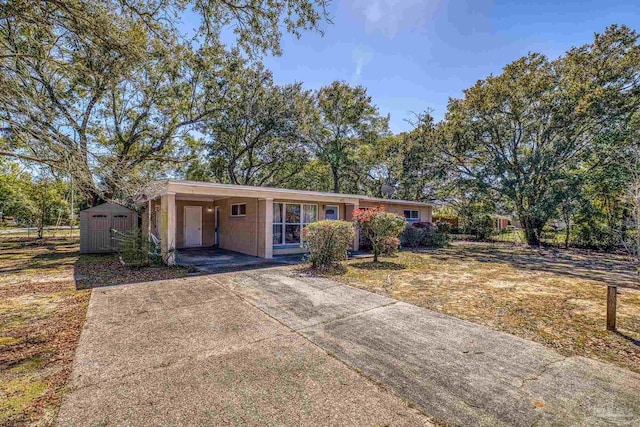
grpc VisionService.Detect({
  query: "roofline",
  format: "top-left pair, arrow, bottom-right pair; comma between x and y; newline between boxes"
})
159,180 -> 434,207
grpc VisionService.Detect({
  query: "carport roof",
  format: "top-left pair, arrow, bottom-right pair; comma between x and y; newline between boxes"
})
153,180 -> 433,207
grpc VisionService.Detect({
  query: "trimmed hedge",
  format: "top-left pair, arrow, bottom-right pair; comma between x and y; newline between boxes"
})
303,220 -> 355,269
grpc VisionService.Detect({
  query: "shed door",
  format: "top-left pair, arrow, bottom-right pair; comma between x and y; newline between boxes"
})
89,213 -> 111,252
184,206 -> 202,247
111,213 -> 133,250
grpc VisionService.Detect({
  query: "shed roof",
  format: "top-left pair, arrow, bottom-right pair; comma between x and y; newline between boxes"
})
80,202 -> 133,213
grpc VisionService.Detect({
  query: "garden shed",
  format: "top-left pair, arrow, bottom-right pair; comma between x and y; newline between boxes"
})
79,203 -> 136,253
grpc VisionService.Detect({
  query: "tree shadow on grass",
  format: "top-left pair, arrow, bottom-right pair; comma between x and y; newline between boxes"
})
350,261 -> 407,271
435,242 -> 639,289
73,254 -> 191,290
615,331 -> 640,347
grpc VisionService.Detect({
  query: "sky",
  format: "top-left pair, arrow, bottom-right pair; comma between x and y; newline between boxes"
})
179,0 -> 640,134
257,0 -> 640,133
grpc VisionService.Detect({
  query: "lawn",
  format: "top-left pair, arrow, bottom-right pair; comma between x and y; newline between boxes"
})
332,241 -> 640,374
0,235 -> 188,426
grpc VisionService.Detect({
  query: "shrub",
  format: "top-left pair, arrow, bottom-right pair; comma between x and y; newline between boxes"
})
353,206 -> 406,262
426,230 -> 449,248
303,220 -> 355,269
400,224 -> 424,248
435,221 -> 452,234
114,229 -> 157,268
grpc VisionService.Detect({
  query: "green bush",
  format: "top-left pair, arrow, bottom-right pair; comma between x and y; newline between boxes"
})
435,221 -> 452,234
426,230 -> 449,247
303,220 -> 355,269
400,225 -> 424,248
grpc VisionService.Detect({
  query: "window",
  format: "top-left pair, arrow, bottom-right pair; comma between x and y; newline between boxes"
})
404,210 -> 420,220
231,203 -> 246,217
273,203 -> 317,245
324,205 -> 339,220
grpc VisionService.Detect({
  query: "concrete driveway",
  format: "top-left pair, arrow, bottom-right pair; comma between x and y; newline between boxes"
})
59,266 -> 640,427
210,267 -> 640,427
57,275 -> 430,426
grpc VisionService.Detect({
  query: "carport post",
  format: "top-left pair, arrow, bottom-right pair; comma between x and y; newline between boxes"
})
347,202 -> 359,251
161,192 -> 176,265
264,198 -> 273,259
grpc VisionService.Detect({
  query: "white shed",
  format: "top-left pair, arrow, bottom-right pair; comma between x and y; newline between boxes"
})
79,203 -> 136,253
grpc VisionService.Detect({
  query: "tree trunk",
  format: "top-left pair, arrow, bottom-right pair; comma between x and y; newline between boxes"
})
519,213 -> 545,246
564,218 -> 570,249
332,166 -> 340,193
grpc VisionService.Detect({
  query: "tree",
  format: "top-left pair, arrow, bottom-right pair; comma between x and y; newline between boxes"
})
305,81 -> 389,193
188,66 -> 314,187
440,26 -> 640,245
0,0 -> 329,206
353,206 -> 406,262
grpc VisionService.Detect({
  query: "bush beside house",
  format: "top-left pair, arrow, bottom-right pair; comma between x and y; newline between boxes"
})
400,222 -> 450,248
303,220 -> 355,269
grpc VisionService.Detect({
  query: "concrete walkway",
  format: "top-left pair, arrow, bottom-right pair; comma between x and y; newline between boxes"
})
210,267 -> 640,427
57,275 -> 430,426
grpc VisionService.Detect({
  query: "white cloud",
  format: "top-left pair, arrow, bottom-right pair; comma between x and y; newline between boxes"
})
348,0 -> 443,37
352,46 -> 373,81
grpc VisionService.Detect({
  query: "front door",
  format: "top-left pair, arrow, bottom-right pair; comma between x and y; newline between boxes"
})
184,206 -> 202,247
325,205 -> 339,220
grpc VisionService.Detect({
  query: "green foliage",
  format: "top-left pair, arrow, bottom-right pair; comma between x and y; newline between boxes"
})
303,220 -> 355,269
304,81 -> 389,193
114,229 -> 159,269
353,206 -> 406,262
427,230 -> 450,248
435,221 -> 452,234
440,25 -> 640,245
400,225 -> 423,248
188,66 -> 313,187
0,0 -> 328,205
400,224 -> 449,248
458,201 -> 496,241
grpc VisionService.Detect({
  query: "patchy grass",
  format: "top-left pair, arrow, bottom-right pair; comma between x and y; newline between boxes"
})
0,235 -> 188,426
329,242 -> 640,374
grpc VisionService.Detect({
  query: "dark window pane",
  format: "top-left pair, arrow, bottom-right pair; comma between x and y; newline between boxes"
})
286,204 -> 300,223
285,224 -> 301,244
232,204 -> 246,216
273,224 -> 283,245
404,210 -> 410,218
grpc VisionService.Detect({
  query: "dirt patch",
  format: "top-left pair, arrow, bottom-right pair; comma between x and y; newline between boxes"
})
330,242 -> 640,374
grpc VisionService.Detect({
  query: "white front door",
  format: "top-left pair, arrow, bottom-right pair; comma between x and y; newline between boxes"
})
325,205 -> 339,220
184,206 -> 202,247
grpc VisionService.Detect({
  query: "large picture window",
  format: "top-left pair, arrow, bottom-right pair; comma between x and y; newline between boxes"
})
273,203 -> 317,245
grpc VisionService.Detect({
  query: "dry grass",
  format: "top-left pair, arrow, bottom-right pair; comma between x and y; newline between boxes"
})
0,235 -> 188,426
332,241 -> 640,374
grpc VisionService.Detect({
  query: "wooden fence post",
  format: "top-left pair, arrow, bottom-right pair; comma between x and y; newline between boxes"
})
607,285 -> 617,331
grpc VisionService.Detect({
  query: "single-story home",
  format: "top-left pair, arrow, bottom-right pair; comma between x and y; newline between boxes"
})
143,180 -> 433,264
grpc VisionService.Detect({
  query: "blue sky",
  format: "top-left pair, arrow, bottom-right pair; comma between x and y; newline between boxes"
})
179,1 -> 640,133
256,0 -> 640,133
